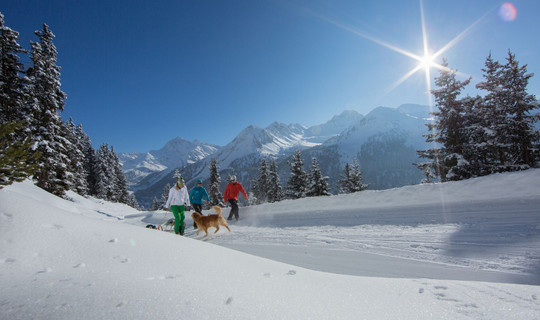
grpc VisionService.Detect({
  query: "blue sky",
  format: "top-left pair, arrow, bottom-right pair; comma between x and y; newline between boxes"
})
3,0 -> 539,153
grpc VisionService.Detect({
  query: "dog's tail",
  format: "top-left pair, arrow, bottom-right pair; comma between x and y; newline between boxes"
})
212,205 -> 222,215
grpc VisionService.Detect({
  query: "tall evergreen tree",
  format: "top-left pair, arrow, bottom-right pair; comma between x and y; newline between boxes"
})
349,158 -> 368,192
339,158 -> 368,193
151,197 -> 160,211
417,60 -> 472,182
110,146 -> 130,204
93,144 -> 115,200
27,24 -> 69,196
499,51 -> 540,169
0,121 -> 39,188
160,183 -> 171,209
76,124 -> 97,194
338,162 -> 352,193
208,158 -> 223,206
286,150 -> 307,199
64,118 -> 88,196
306,157 -> 330,197
252,158 -> 269,204
267,160 -> 283,203
0,13 -> 28,124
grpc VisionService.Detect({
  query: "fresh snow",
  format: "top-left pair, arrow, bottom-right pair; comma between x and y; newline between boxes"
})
1,170 -> 540,319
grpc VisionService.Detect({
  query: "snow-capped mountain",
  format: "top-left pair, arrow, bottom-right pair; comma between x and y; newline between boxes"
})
118,137 -> 219,187
304,109 -> 365,143
327,104 -> 432,161
130,106 -> 432,208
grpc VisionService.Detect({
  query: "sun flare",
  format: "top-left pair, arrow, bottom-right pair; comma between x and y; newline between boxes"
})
419,53 -> 434,71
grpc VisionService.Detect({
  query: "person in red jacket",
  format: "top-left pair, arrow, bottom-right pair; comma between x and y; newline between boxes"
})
224,175 -> 248,221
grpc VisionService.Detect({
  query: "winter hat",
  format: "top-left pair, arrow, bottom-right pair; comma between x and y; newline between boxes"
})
196,179 -> 203,184
176,177 -> 185,186
230,175 -> 237,182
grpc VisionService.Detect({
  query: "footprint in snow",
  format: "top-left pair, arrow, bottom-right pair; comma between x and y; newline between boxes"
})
37,267 -> 53,274
225,297 -> 233,305
287,270 -> 296,275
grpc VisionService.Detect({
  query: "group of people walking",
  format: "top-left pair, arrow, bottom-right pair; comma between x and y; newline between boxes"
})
164,176 -> 248,235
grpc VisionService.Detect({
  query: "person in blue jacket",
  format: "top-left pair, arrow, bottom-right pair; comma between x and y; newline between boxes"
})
189,179 -> 210,229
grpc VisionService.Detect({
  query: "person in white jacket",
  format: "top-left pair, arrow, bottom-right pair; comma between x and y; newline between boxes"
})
164,179 -> 191,235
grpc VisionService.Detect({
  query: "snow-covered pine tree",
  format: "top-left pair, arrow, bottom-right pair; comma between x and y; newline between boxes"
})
0,14 -> 37,188
498,51 -> 540,169
339,158 -> 368,193
27,24 -> 70,196
338,162 -> 352,193
417,60 -> 472,182
0,121 -> 39,188
160,183 -> 171,209
306,157 -> 330,197
252,158 -> 269,204
349,158 -> 368,192
93,144 -> 115,201
0,13 -> 29,124
76,124 -> 97,195
472,54 -> 502,173
110,146 -> 130,204
64,118 -> 88,196
126,192 -> 140,210
267,159 -> 283,203
173,169 -> 183,182
286,150 -> 307,199
208,158 -> 223,206
151,197 -> 160,211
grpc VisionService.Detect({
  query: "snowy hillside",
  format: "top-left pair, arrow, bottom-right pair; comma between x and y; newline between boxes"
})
1,170 -> 540,319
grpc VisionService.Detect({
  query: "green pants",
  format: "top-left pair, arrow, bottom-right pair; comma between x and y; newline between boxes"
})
170,205 -> 185,235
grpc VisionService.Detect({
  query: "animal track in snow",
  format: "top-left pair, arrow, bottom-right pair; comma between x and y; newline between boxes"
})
113,255 -> 130,263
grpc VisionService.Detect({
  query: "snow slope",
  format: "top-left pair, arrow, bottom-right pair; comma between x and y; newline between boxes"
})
1,170 -> 540,319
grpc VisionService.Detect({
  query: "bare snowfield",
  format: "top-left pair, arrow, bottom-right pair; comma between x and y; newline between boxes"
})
1,169 -> 540,319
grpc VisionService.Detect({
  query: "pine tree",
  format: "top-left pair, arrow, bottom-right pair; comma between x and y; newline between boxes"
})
252,158 -> 269,204
160,183 -> 171,209
499,51 -> 540,169
93,144 -> 115,200
151,197 -> 160,211
0,121 -> 40,188
208,158 -> 223,206
349,158 -> 368,192
339,158 -> 368,193
286,150 -> 307,199
306,157 -> 330,197
338,162 -> 352,193
64,118 -> 88,196
267,160 -> 283,203
173,169 -> 183,182
0,13 -> 28,124
110,146 -> 130,204
27,24 -> 69,196
473,53 -> 512,174
417,60 -> 472,182
76,124 -> 97,194
474,51 -> 539,173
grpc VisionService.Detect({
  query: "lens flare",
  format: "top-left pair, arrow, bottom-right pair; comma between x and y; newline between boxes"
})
499,2 -> 517,21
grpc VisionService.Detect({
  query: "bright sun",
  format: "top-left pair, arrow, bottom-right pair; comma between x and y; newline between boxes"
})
419,54 -> 434,70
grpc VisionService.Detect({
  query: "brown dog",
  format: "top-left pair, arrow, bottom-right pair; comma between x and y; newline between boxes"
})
191,206 -> 231,237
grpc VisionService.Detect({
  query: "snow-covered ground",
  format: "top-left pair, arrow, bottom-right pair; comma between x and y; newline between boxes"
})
1,170 -> 540,319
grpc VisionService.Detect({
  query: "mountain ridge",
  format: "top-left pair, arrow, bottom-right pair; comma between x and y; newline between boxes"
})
126,104 -> 432,207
